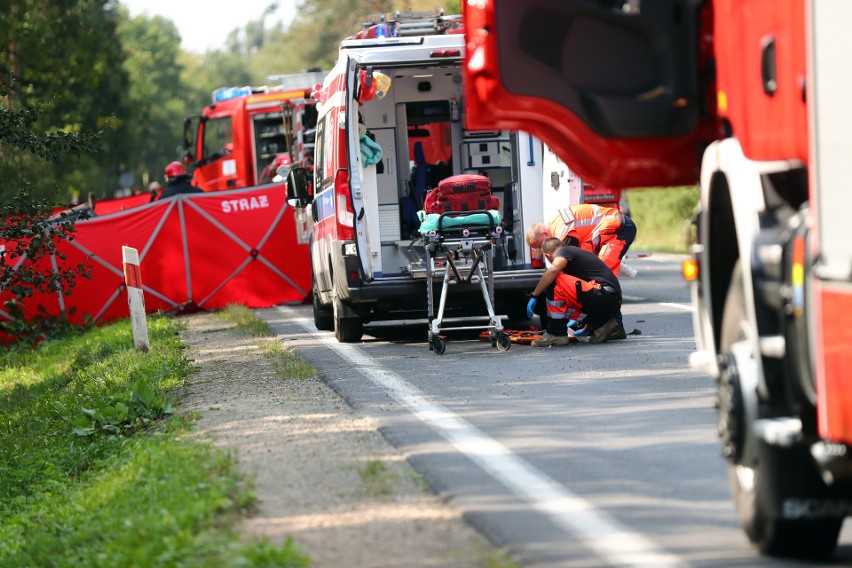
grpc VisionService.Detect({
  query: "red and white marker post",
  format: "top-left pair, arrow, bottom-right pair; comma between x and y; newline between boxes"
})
122,246 -> 149,352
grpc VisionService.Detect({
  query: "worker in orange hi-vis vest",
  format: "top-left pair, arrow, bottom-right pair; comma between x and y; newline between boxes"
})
525,203 -> 637,277
525,204 -> 636,334
525,238 -> 624,347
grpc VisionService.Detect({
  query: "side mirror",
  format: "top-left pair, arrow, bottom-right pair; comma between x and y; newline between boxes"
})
182,117 -> 195,150
286,167 -> 310,208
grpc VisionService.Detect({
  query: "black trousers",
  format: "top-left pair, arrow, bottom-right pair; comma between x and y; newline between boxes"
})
536,282 -> 621,335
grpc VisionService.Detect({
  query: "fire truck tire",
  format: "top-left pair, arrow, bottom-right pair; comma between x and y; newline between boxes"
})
312,278 -> 333,331
721,261 -> 842,559
728,451 -> 842,559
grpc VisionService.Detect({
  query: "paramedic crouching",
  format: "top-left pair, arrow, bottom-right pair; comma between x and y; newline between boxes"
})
526,238 -> 623,347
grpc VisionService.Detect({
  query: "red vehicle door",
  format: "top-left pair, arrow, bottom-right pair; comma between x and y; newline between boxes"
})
463,0 -> 716,189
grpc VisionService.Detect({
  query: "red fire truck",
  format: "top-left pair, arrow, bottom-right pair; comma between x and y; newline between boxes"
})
182,71 -> 325,192
463,0 -> 852,560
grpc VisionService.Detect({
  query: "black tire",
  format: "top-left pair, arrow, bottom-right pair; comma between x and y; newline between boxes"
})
312,278 -> 333,331
721,261 -> 842,560
432,336 -> 446,355
333,299 -> 363,343
496,333 -> 511,351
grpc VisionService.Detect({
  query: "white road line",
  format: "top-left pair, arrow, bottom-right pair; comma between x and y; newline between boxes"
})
282,307 -> 689,568
623,295 -> 695,313
659,302 -> 695,312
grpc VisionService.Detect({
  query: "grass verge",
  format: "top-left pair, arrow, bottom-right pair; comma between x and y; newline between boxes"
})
219,304 -> 314,380
626,186 -> 698,254
0,315 -> 309,567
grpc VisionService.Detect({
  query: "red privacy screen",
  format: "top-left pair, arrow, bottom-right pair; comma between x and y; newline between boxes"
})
0,184 -> 311,330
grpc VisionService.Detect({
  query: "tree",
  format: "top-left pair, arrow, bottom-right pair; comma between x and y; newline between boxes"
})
116,9 -> 194,189
0,71 -> 98,346
0,0 -> 130,204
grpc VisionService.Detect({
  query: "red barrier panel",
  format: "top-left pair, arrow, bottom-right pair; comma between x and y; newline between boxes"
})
0,184 -> 310,330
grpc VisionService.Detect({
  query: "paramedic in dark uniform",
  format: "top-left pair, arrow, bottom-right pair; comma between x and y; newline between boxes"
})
526,238 -> 622,347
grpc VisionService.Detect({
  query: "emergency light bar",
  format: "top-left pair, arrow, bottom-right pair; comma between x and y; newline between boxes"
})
213,86 -> 253,103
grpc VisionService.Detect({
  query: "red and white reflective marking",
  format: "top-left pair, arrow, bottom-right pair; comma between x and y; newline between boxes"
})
122,246 -> 150,352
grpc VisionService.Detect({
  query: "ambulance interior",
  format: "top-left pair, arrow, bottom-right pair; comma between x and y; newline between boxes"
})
356,65 -> 522,278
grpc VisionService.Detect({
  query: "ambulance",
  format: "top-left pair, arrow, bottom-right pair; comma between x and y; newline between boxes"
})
286,11 -> 557,342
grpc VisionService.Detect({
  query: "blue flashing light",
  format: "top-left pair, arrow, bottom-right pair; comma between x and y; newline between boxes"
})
213,86 -> 253,103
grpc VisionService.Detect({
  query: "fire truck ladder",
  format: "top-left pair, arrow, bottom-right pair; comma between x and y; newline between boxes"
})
360,10 -> 463,37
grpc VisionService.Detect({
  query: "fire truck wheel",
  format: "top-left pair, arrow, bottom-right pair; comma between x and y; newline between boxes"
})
312,278 -> 333,331
721,261 -> 843,559
728,449 -> 843,559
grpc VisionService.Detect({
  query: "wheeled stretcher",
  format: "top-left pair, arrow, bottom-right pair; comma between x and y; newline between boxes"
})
420,210 -> 511,355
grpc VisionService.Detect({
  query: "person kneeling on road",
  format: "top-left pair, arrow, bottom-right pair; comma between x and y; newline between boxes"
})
526,238 -> 624,347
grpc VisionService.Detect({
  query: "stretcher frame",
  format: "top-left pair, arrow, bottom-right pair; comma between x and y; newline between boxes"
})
423,211 -> 511,355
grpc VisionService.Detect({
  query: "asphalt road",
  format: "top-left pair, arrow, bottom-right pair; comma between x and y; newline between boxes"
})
258,255 -> 852,568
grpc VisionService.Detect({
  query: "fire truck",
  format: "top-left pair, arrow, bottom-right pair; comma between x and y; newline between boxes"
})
463,0 -> 852,559
182,71 -> 325,192
286,11 -> 559,343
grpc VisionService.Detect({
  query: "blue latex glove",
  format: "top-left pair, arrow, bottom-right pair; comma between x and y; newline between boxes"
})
526,297 -> 537,319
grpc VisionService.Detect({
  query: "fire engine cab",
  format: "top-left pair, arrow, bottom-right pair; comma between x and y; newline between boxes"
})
182,70 -> 325,192
463,0 -> 852,560
287,10 -> 557,343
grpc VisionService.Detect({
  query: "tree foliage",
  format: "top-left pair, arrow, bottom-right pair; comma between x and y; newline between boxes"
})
116,8 -> 194,188
1,0 -> 129,204
1,0 -> 462,205
0,0 -> 462,344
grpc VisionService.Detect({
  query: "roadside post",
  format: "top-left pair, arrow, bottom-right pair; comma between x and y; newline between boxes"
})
122,246 -> 149,352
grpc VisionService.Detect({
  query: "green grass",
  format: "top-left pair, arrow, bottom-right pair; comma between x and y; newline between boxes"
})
218,304 -> 270,337
625,186 -> 698,254
257,339 -> 315,380
357,459 -> 399,497
0,316 -> 309,567
219,303 -> 315,381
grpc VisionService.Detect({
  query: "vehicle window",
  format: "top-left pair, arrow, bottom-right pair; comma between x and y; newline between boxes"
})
314,114 -> 327,191
406,101 -> 453,188
202,117 -> 233,161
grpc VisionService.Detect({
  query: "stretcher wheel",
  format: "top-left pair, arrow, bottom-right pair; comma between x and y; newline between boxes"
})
431,336 -> 446,355
496,333 -> 511,352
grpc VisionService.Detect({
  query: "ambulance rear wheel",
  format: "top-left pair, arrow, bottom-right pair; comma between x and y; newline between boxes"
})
334,314 -> 363,343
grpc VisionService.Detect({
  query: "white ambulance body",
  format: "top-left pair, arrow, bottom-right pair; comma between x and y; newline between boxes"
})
292,13 -> 554,342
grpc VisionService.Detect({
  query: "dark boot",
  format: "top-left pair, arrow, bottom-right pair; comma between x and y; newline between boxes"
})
589,318 -> 621,344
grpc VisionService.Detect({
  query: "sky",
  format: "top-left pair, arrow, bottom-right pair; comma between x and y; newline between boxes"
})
121,0 -> 300,53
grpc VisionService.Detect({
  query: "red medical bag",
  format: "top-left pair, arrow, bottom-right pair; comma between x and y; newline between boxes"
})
423,174 -> 500,214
